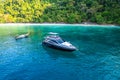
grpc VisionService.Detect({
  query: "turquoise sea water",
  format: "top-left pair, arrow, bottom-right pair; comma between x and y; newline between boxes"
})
0,24 -> 120,80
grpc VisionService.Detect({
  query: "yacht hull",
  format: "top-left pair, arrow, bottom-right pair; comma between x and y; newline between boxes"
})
42,41 -> 76,52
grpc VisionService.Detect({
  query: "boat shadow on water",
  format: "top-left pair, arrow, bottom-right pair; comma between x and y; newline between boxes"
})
42,45 -> 77,59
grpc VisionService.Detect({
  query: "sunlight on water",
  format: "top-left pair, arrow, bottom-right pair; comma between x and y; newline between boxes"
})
0,24 -> 120,80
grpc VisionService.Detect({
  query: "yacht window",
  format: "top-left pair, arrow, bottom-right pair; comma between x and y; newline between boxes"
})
57,39 -> 64,43
51,40 -> 58,43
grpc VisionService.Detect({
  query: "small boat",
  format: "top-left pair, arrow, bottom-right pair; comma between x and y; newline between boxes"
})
42,33 -> 77,51
15,32 -> 30,40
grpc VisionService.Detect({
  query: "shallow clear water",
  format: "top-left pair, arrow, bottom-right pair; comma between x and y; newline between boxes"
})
0,24 -> 120,80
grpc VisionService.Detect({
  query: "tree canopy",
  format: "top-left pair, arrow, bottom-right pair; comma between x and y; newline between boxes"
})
0,0 -> 51,23
0,0 -> 120,25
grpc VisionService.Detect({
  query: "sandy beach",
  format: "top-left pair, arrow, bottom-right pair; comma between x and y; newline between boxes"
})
0,23 -> 117,27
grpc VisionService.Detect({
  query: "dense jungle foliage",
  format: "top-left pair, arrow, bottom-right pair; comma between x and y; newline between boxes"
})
0,0 -> 120,25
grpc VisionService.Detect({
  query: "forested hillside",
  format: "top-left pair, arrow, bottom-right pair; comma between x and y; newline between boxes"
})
0,0 -> 120,25
0,0 -> 51,23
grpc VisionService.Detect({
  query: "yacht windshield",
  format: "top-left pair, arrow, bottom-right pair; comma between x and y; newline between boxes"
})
48,35 -> 64,44
57,38 -> 64,43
